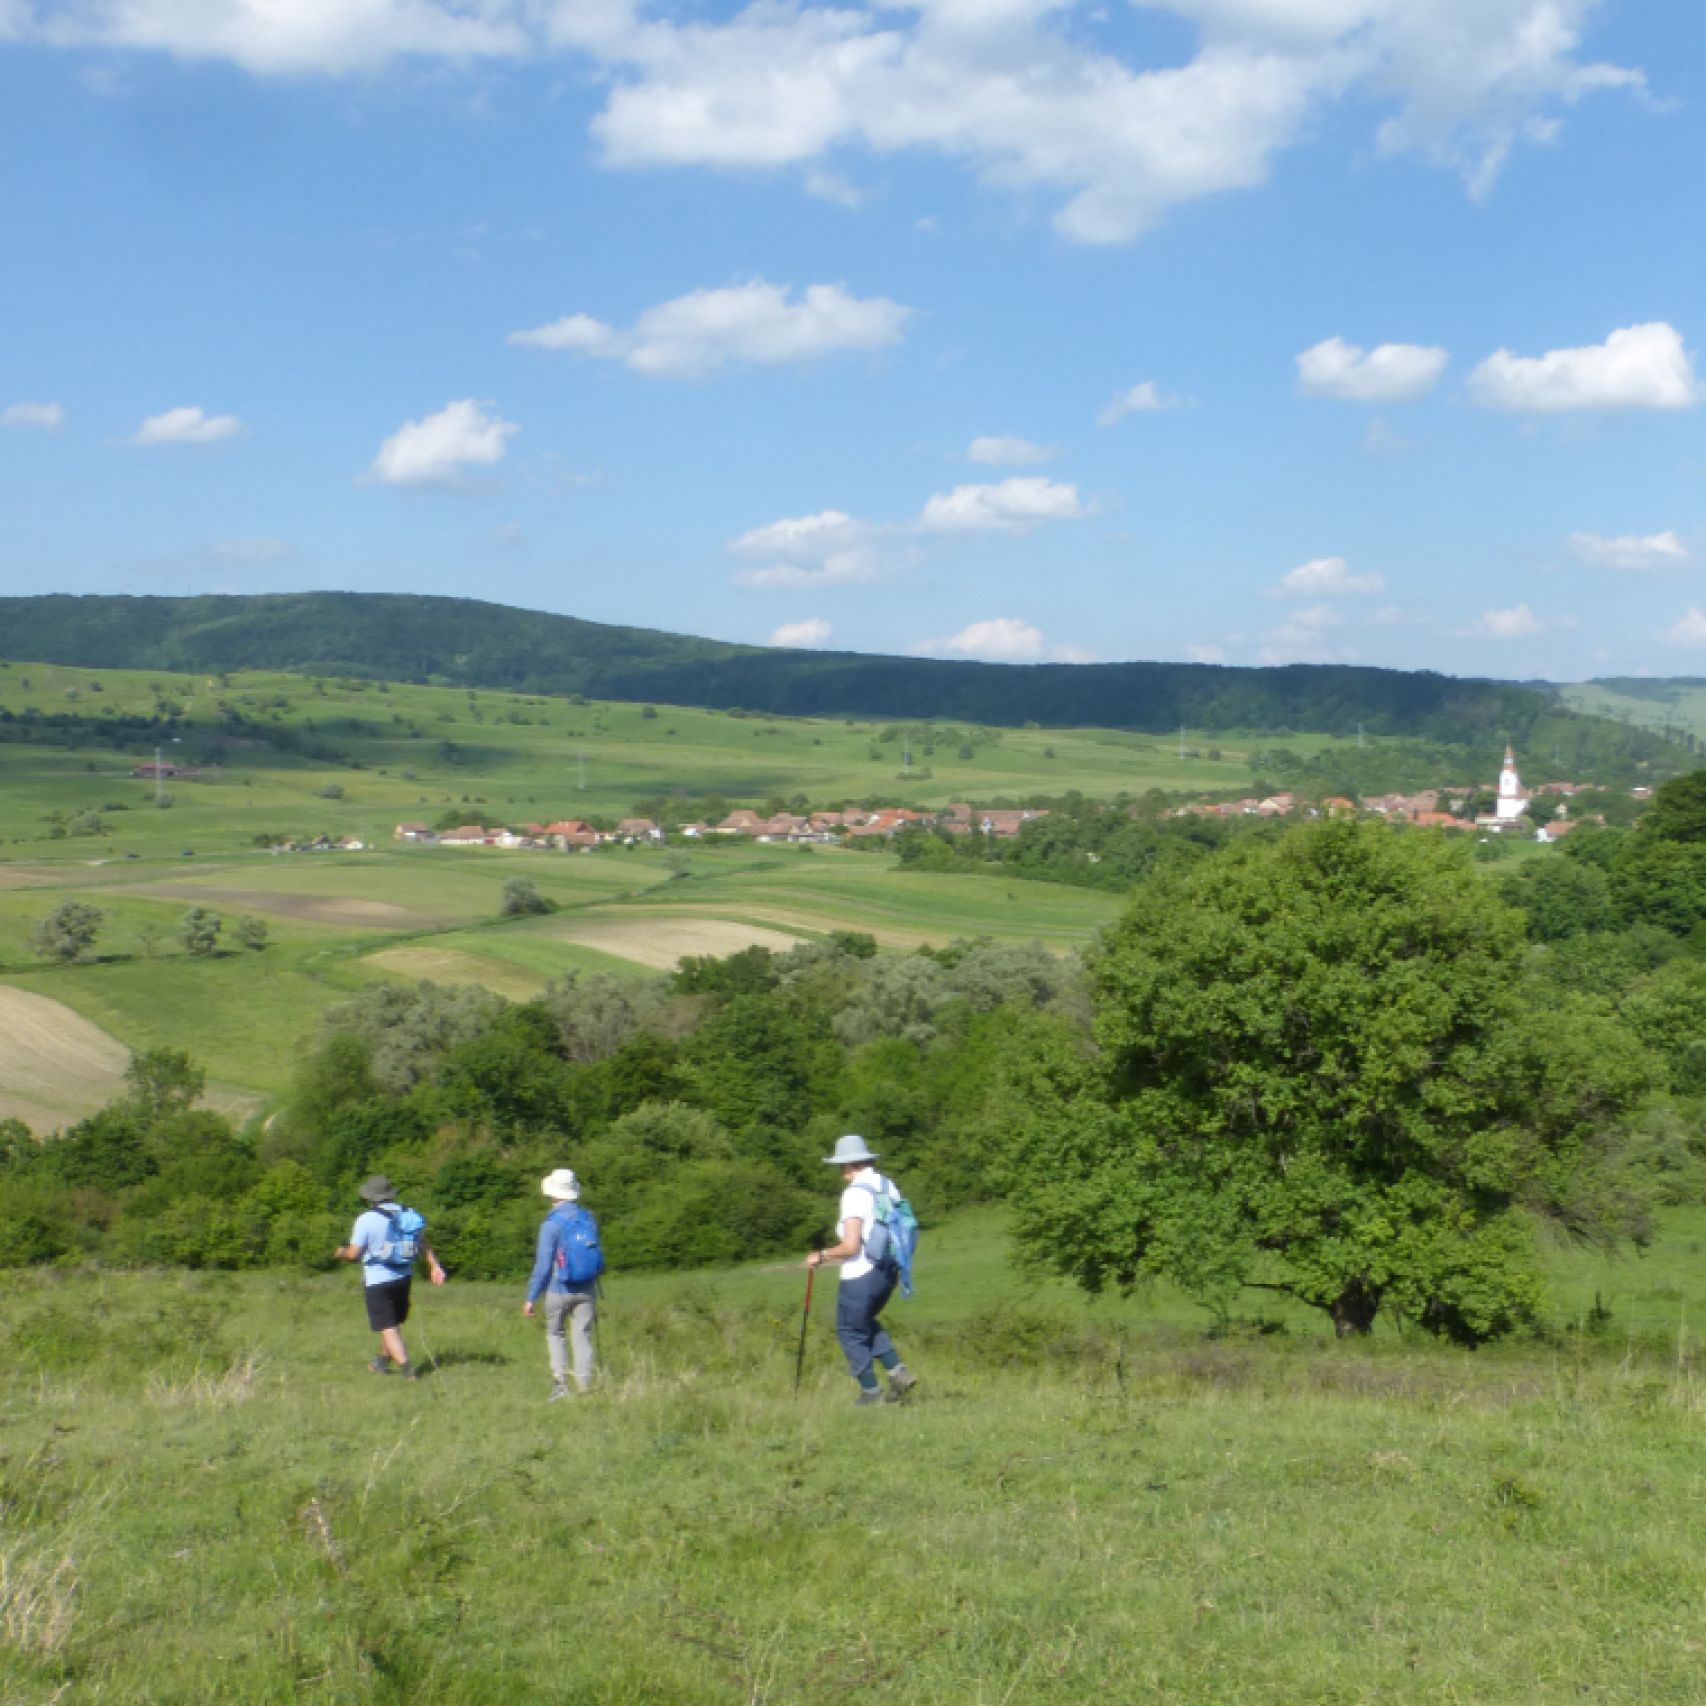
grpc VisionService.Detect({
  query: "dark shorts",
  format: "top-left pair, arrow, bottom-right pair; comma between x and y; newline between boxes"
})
364,1276 -> 412,1331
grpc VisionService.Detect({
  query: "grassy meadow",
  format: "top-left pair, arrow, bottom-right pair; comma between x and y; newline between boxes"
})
1560,680 -> 1706,744
6,1207 -> 1706,1703
0,842 -> 1123,1118
0,658 -> 1385,864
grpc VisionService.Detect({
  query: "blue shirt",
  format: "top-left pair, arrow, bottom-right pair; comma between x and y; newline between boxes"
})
351,1205 -> 414,1287
526,1206 -> 596,1303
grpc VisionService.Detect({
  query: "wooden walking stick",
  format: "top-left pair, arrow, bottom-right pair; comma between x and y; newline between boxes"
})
793,1263 -> 816,1397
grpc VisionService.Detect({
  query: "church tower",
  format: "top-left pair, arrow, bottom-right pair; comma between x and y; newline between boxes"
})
1495,743 -> 1527,823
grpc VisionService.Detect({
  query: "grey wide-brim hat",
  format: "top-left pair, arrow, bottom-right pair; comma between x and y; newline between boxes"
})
541,1168 -> 580,1202
823,1135 -> 880,1167
358,1174 -> 395,1205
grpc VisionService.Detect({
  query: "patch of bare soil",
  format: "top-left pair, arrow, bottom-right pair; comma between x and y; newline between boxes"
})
123,885 -> 438,930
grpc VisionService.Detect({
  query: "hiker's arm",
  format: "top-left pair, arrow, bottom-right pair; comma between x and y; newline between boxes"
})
422,1239 -> 447,1286
808,1217 -> 862,1269
333,1244 -> 361,1262
522,1219 -> 556,1312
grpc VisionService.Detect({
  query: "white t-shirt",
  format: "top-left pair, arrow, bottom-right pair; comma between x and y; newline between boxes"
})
837,1168 -> 894,1282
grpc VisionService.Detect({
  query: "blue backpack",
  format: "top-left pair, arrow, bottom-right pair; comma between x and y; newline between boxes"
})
368,1205 -> 425,1272
551,1206 -> 604,1287
860,1176 -> 920,1299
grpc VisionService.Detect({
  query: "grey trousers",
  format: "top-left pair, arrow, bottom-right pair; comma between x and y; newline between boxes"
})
545,1288 -> 597,1390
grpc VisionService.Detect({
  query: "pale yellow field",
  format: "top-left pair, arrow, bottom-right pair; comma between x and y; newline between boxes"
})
545,915 -> 809,969
0,985 -> 135,1130
362,946 -> 551,1000
0,986 -> 261,1133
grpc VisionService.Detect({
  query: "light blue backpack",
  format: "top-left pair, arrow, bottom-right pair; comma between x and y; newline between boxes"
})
861,1177 -> 920,1299
368,1206 -> 426,1271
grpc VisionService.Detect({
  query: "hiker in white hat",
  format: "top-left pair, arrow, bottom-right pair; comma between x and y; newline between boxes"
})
806,1135 -> 919,1406
522,1169 -> 604,1401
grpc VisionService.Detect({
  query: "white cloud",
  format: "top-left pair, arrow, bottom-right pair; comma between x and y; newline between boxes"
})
803,169 -> 864,207
31,0 -> 527,75
770,617 -> 833,647
1099,381 -> 1187,425
1566,530 -> 1691,572
15,2 -> 1647,243
967,435 -> 1057,466
1185,642 -> 1227,664
131,406 -> 243,446
928,618 -> 1049,662
729,509 -> 887,588
1663,608 -> 1706,649
1295,336 -> 1447,402
2,401 -> 64,430
919,477 -> 1085,534
1276,556 -> 1385,597
1469,322 -> 1702,413
1467,603 -> 1550,638
368,398 -> 518,489
1259,605 -> 1345,665
509,280 -> 910,379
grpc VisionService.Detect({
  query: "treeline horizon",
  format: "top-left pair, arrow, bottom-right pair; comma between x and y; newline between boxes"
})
1,592 -> 1696,769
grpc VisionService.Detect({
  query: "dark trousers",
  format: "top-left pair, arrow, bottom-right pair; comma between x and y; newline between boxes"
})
835,1267 -> 897,1381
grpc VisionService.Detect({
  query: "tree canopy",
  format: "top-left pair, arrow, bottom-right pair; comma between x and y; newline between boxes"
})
1009,819 -> 1659,1342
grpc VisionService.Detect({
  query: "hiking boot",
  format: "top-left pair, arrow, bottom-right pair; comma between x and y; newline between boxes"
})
853,1386 -> 885,1407
399,1363 -> 418,1382
547,1382 -> 571,1403
368,1355 -> 391,1375
886,1366 -> 918,1402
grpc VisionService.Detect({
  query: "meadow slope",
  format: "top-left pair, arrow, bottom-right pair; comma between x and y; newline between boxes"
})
4,1211 -> 1706,1703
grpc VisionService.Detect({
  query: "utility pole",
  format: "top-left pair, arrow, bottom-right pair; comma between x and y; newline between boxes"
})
1178,724 -> 1186,760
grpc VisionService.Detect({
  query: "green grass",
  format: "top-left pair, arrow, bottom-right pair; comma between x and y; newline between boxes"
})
0,658 -> 1387,865
1560,680 -> 1706,744
7,1207 -> 1706,1702
0,844 -> 1122,1107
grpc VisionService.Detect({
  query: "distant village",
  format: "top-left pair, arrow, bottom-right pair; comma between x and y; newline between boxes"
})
388,802 -> 1052,851
1169,746 -> 1634,845
130,745 -> 1643,857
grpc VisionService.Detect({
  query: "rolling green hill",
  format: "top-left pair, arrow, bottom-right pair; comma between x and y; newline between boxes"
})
1561,676 -> 1706,747
1,593 -> 1689,777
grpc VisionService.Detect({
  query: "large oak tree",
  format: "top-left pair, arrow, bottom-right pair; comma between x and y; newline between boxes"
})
1011,820 -> 1658,1342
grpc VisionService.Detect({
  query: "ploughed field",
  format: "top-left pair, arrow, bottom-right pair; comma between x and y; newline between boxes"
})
0,844 -> 1122,1115
5,1210 -> 1706,1704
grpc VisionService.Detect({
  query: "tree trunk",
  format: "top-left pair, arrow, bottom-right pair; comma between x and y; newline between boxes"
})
1328,1280 -> 1380,1337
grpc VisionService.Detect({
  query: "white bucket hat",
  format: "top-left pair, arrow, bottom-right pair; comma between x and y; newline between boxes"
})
823,1135 -> 880,1167
541,1168 -> 580,1202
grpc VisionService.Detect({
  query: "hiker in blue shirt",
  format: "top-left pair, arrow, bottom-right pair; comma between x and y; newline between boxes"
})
334,1174 -> 445,1380
523,1169 -> 603,1402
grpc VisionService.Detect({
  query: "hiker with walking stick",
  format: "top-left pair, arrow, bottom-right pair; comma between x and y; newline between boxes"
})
806,1136 -> 919,1406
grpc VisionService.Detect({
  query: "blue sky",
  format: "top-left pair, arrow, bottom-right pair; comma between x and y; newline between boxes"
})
3,0 -> 1705,680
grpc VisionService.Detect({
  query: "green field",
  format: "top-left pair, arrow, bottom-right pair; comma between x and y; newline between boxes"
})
0,843 -> 1123,1116
1561,679 -> 1706,744
0,659 -> 1384,865
6,1205 -> 1706,1703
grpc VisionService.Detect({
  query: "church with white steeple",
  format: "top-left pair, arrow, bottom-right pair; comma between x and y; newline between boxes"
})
1494,744 -> 1527,824
1473,743 -> 1530,832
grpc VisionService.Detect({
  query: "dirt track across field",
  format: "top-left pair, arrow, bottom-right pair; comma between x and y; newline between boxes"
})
546,916 -> 808,970
123,884 -> 439,930
0,985 -> 262,1133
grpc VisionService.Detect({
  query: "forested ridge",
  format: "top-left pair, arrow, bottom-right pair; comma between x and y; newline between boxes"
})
1,592 -> 1687,763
